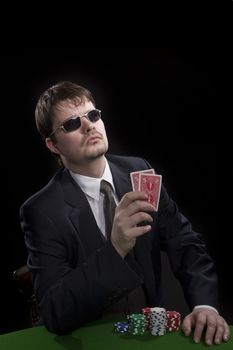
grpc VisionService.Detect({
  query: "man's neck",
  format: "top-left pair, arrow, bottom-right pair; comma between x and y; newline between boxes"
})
67,156 -> 106,178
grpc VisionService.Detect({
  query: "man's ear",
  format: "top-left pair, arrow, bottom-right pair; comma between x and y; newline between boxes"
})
45,137 -> 60,155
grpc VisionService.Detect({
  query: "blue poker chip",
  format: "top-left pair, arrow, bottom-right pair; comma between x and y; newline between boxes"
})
114,322 -> 129,333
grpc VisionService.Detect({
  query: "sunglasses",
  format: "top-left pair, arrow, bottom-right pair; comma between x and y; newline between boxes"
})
49,109 -> 101,137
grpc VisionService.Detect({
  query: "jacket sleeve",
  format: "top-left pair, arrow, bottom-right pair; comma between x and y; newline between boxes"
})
157,184 -> 220,310
20,203 -> 144,335
129,156 -> 219,310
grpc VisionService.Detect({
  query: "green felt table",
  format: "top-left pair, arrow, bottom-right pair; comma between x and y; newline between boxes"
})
0,318 -> 232,350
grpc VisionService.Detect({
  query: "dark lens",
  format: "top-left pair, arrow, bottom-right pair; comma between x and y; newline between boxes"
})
63,116 -> 81,132
87,109 -> 101,122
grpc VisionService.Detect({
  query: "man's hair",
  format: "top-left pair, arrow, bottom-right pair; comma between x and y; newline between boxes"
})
35,81 -> 95,140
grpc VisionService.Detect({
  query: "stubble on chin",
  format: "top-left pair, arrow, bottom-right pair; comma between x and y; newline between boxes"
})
85,140 -> 108,160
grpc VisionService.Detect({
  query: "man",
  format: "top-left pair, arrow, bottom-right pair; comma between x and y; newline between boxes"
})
20,81 -> 230,344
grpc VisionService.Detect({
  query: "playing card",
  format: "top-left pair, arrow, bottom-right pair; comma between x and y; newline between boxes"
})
139,173 -> 162,211
130,169 -> 155,191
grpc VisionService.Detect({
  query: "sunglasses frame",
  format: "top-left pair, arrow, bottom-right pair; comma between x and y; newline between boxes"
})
49,109 -> 101,138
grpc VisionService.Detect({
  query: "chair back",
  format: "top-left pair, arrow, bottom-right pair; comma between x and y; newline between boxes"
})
13,265 -> 40,325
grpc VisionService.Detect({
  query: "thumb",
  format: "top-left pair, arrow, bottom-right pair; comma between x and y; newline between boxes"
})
182,314 -> 192,336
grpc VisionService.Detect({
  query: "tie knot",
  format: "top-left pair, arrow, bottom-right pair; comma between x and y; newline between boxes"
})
100,180 -> 114,195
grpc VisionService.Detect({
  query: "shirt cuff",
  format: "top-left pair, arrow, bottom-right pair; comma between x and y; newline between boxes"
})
193,305 -> 219,314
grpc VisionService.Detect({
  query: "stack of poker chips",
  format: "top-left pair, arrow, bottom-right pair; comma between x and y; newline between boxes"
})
114,307 -> 181,336
142,307 -> 151,331
127,314 -> 146,335
150,307 -> 167,336
166,310 -> 181,331
114,321 -> 129,333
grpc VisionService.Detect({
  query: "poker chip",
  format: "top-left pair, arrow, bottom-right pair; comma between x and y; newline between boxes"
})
166,310 -> 181,331
113,306 -> 181,337
114,321 -> 129,333
142,307 -> 151,331
150,307 -> 166,336
128,313 -> 146,335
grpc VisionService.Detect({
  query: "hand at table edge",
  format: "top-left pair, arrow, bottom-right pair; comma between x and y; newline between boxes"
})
181,307 -> 230,346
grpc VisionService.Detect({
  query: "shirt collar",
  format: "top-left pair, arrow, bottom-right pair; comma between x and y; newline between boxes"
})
69,160 -> 115,201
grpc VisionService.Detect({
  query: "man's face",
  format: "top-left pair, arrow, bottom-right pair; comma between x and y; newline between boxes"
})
46,99 -> 109,170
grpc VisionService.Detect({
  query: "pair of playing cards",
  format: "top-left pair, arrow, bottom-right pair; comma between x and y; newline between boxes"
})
130,169 -> 162,211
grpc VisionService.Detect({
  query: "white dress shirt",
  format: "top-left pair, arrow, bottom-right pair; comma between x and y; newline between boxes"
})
70,161 -> 118,238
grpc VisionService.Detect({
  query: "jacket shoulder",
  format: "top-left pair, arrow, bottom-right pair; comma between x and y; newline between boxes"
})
20,167 -> 65,211
106,154 -> 152,171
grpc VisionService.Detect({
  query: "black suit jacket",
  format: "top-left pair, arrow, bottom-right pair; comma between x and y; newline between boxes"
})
20,154 -> 219,334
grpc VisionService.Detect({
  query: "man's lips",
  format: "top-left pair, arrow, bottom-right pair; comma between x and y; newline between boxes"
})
86,134 -> 102,143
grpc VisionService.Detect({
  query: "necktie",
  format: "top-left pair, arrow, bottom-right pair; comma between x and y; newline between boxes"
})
100,180 -> 116,239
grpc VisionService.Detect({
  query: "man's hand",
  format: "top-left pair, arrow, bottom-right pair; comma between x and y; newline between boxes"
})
111,191 -> 155,258
182,307 -> 230,345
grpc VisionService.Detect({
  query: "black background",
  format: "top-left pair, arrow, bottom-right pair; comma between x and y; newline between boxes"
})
1,43 -> 232,333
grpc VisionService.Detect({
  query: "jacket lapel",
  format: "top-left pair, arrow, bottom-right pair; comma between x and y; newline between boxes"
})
108,160 -> 132,200
60,169 -> 105,257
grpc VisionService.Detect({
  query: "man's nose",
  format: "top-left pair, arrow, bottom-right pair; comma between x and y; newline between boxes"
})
80,115 -> 95,133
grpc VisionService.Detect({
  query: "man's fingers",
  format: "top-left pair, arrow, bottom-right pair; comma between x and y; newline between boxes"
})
129,211 -> 153,227
127,200 -> 155,217
193,313 -> 207,343
182,315 -> 192,337
213,318 -> 230,345
212,317 -> 225,345
118,191 -> 155,211
118,191 -> 147,209
223,320 -> 230,342
128,224 -> 152,238
204,315 -> 217,345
